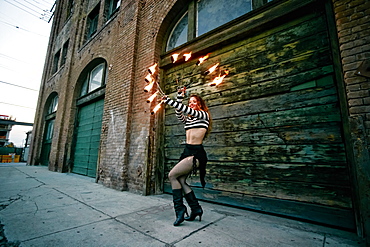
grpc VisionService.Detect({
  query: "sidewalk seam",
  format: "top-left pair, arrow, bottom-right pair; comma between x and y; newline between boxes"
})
169,215 -> 228,246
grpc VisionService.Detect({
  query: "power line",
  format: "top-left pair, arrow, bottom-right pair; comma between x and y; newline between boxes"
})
4,0 -> 42,20
0,102 -> 36,110
3,0 -> 52,22
0,80 -> 39,91
0,64 -> 17,72
0,53 -> 31,65
0,19 -> 49,37
24,0 -> 50,13
15,0 -> 52,18
31,0 -> 51,9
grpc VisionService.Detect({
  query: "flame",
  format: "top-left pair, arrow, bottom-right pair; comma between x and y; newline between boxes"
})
146,91 -> 158,103
148,63 -> 157,75
204,63 -> 219,75
145,74 -> 153,83
209,70 -> 229,87
151,101 -> 163,115
144,81 -> 155,92
171,54 -> 179,63
183,52 -> 192,61
196,54 -> 210,66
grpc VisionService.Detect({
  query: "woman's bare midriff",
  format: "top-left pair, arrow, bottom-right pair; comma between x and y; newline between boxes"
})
186,128 -> 207,145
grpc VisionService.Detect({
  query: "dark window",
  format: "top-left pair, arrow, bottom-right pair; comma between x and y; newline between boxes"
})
45,119 -> 55,141
87,5 -> 100,39
105,0 -> 120,19
52,50 -> 61,74
197,0 -> 252,36
61,40 -> 69,66
66,0 -> 74,20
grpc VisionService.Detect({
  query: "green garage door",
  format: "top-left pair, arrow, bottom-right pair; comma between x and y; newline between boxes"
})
40,119 -> 54,166
72,99 -> 104,177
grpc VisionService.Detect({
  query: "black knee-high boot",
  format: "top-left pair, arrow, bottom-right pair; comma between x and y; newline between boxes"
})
184,190 -> 203,221
172,189 -> 188,226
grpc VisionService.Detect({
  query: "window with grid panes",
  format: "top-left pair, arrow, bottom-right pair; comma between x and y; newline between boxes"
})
87,5 -> 100,39
166,0 -> 274,51
105,0 -> 120,19
80,63 -> 106,97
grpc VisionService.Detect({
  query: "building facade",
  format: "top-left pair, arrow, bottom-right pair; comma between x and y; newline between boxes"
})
0,115 -> 14,147
29,0 -> 370,241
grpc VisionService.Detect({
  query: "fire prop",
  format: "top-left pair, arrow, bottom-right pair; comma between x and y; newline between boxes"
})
145,74 -> 153,83
196,54 -> 209,66
171,54 -> 179,63
151,101 -> 163,115
183,52 -> 192,61
204,63 -> 219,75
148,63 -> 157,74
144,81 -> 154,92
208,70 -> 229,87
144,52 -> 229,114
146,91 -> 158,103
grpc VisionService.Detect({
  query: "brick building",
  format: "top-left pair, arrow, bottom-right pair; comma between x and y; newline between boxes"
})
29,0 -> 369,242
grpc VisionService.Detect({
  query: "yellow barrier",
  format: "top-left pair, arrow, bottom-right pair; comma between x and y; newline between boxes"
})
0,155 -> 20,163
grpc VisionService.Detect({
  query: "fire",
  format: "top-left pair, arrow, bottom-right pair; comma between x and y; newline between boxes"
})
151,101 -> 163,115
148,63 -> 157,75
171,54 -> 179,63
196,54 -> 210,66
146,91 -> 158,103
145,74 -> 153,83
144,81 -> 155,92
204,63 -> 219,75
183,52 -> 192,61
208,70 -> 229,87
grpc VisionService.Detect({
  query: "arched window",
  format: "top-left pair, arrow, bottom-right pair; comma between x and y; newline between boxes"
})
80,62 -> 106,97
166,12 -> 188,51
40,93 -> 58,166
166,0 -> 274,51
47,94 -> 58,114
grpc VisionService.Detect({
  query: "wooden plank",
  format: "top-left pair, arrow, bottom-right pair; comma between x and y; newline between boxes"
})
164,177 -> 351,208
165,88 -> 340,128
164,160 -> 350,185
165,104 -> 342,136
165,122 -> 345,148
165,143 -> 346,164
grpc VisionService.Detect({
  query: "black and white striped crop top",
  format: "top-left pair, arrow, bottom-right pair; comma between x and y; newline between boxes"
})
164,93 -> 210,130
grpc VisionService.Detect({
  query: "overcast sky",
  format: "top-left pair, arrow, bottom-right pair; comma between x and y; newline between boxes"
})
0,0 -> 54,147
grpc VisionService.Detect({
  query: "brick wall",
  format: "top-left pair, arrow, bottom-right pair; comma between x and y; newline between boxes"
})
332,0 -> 370,241
333,0 -> 370,143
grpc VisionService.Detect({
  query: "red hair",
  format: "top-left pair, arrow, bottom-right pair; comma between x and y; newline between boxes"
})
189,94 -> 212,136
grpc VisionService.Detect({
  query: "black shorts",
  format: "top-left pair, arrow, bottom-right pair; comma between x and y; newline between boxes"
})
179,144 -> 207,188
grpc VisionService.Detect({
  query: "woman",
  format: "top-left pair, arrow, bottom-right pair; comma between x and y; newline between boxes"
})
163,88 -> 211,226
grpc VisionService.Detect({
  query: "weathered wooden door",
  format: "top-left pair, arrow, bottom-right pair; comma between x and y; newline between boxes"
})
163,4 -> 354,229
72,99 -> 104,177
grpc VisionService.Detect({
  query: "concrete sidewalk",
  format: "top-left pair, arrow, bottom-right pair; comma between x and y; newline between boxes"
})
0,163 -> 365,247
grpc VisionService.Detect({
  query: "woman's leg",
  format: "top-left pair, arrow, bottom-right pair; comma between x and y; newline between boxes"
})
178,175 -> 192,194
168,156 -> 194,190
169,157 -> 194,226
